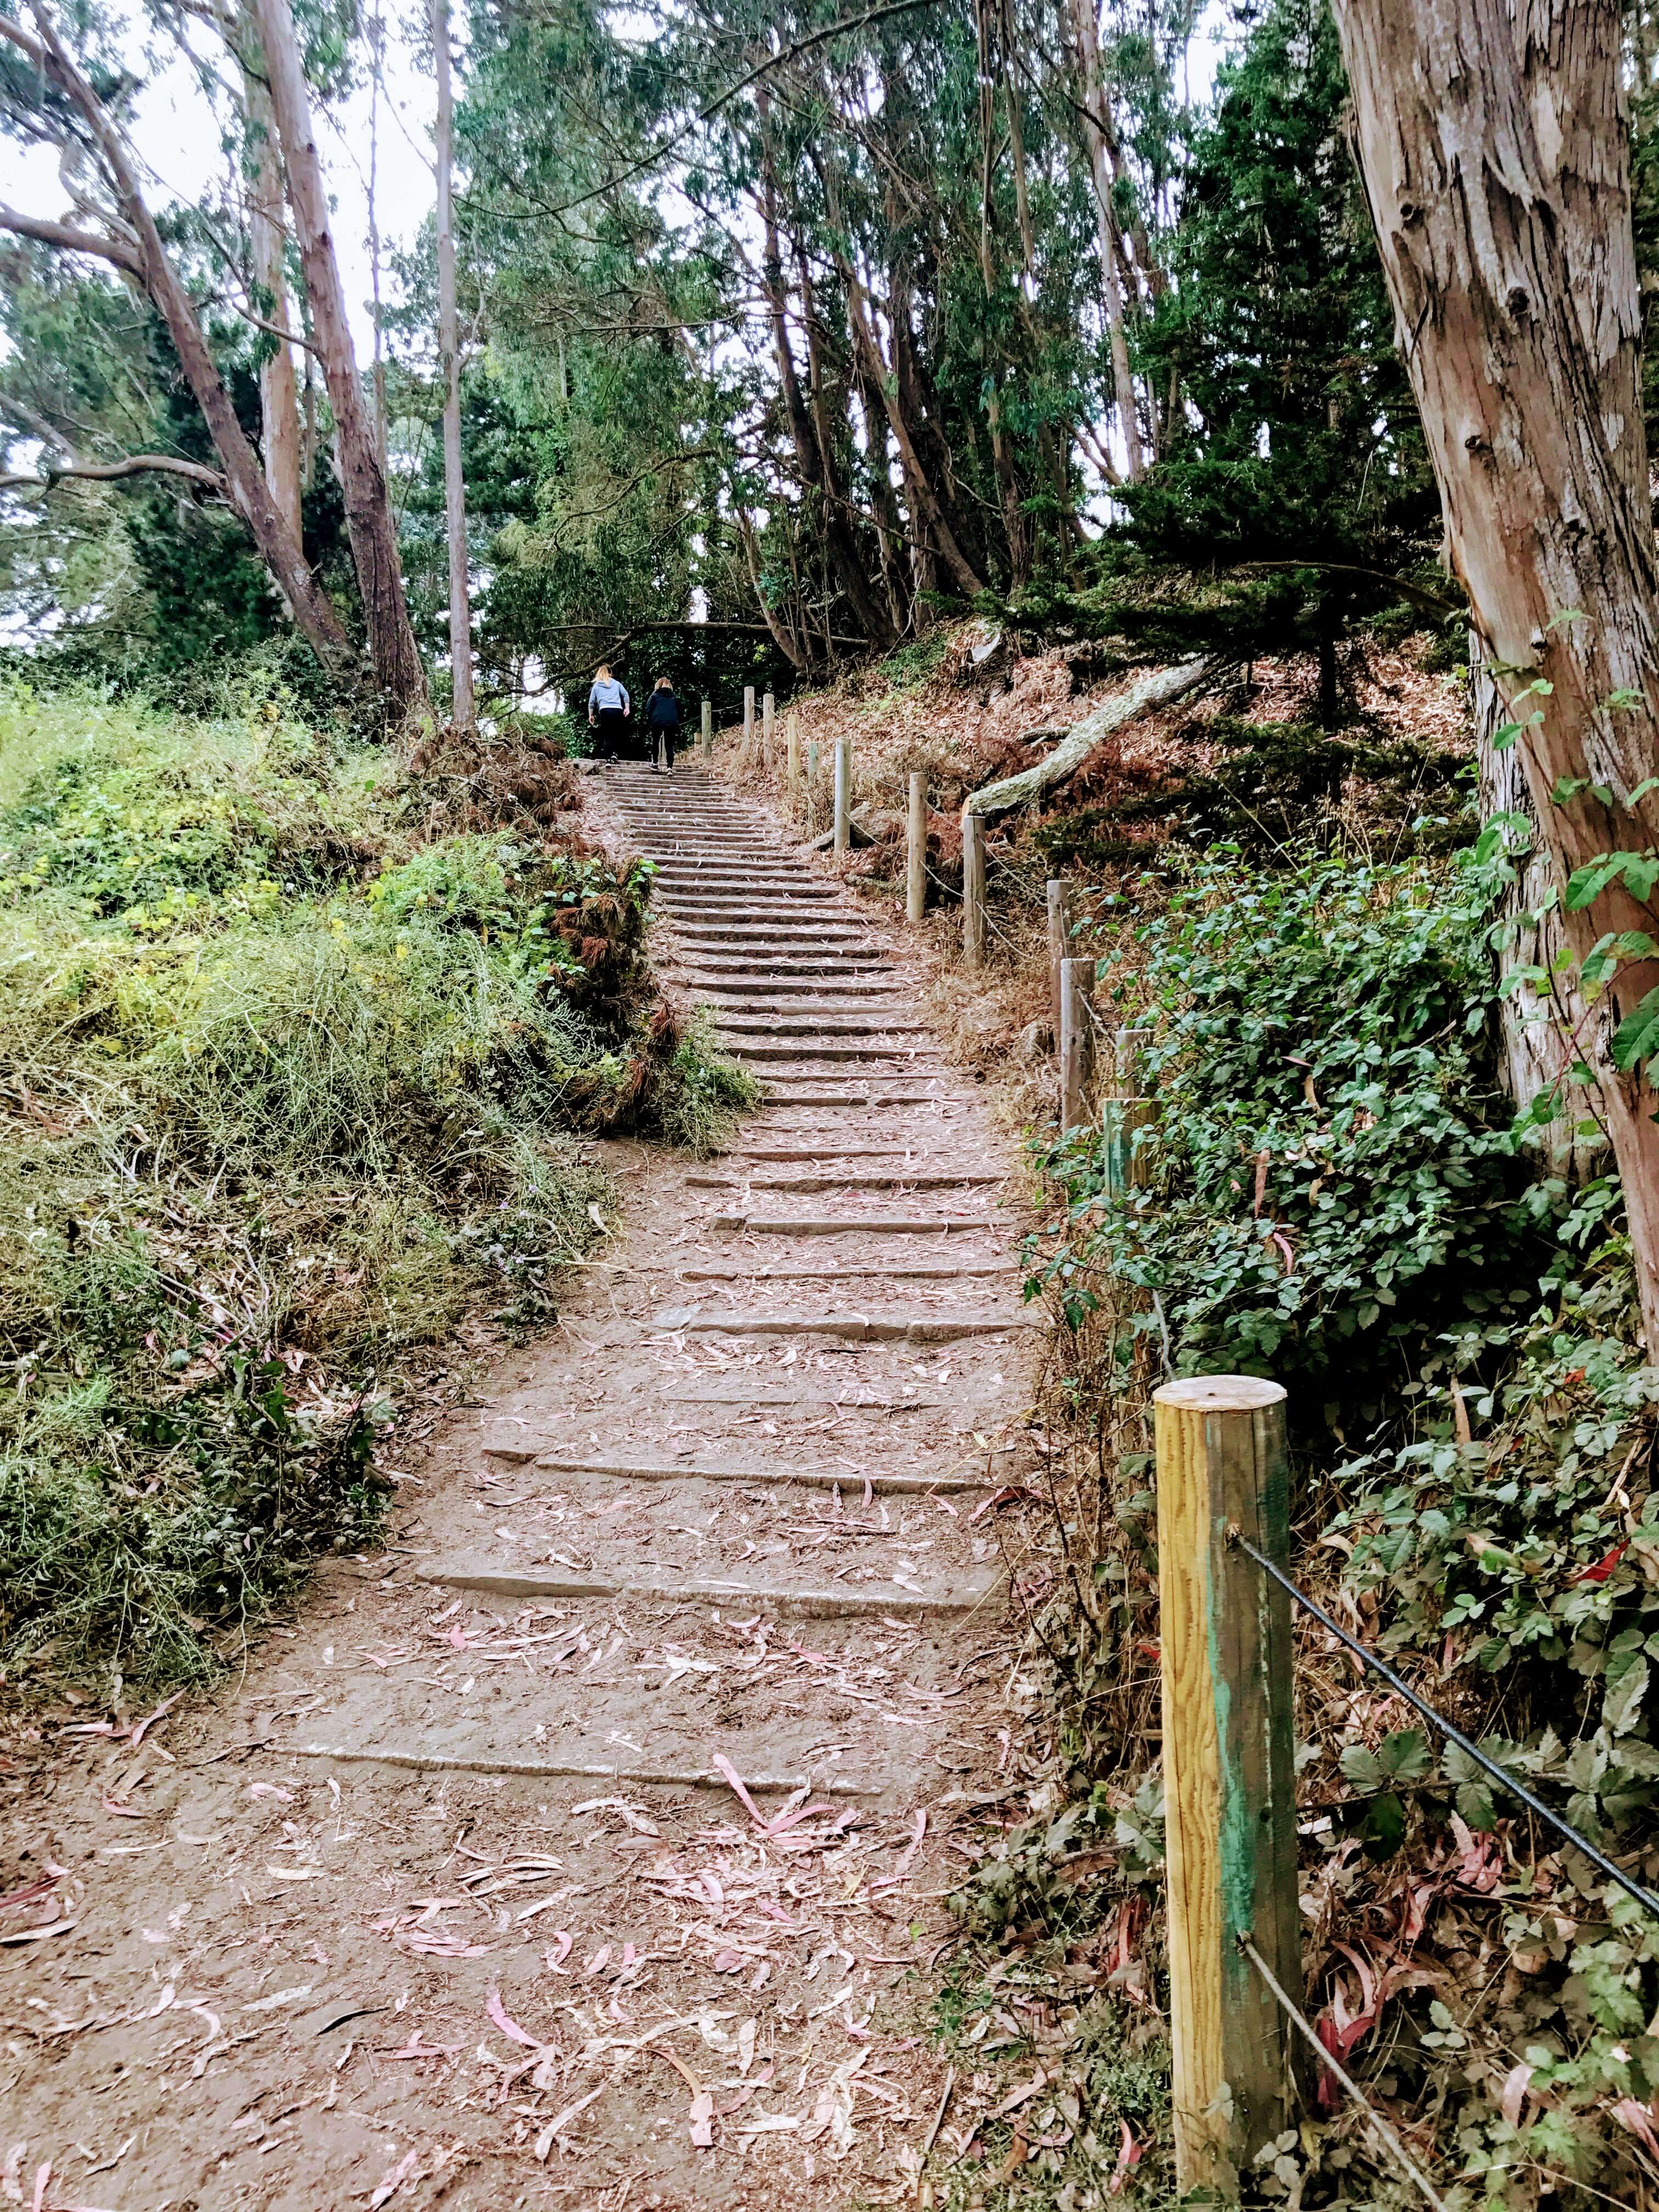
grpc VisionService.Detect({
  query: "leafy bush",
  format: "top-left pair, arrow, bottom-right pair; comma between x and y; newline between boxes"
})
0,681 -> 744,1688
1033,851 -> 1545,1392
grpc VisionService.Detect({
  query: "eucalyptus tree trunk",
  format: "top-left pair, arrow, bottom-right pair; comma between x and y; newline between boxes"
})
251,0 -> 428,720
6,12 -> 351,675
1065,0 -> 1143,479
1333,0 -> 1659,1346
240,49 -> 303,543
431,0 -> 474,732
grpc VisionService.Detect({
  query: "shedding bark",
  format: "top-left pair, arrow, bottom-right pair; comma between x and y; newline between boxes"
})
1333,0 -> 1659,1345
250,0 -> 427,719
432,0 -> 474,731
0,15 -> 352,676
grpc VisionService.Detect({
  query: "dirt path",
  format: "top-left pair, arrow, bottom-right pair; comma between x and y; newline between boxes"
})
1,763 -> 1040,2211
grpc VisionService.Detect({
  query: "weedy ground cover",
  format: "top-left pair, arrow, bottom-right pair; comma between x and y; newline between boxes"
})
0,681 -> 752,1692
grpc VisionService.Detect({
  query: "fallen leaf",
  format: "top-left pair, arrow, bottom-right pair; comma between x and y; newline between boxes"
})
535,2085 -> 605,2159
1108,2118 -> 1142,2195
689,2089 -> 715,2148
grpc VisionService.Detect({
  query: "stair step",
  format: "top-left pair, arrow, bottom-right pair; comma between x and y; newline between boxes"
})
674,1262 -> 1008,1280
688,1171 -> 998,1192
651,1307 -> 1028,1342
417,1561 -> 1004,1619
481,1448 -> 988,1493
710,1214 -> 996,1235
288,1743 -> 868,1792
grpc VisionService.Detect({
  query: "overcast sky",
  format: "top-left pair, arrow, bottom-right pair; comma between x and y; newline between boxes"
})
0,16 -> 438,363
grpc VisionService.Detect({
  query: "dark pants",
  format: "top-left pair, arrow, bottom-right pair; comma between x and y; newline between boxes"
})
653,724 -> 677,769
594,708 -> 627,759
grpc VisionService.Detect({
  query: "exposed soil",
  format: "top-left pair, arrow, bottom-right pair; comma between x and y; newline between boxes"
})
0,764 -> 1042,2212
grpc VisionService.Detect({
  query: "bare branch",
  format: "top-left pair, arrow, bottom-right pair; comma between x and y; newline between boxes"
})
0,201 -> 143,275
0,453 -> 229,494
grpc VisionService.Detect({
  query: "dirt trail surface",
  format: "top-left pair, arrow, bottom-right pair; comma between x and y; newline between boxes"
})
1,765 -> 1040,2210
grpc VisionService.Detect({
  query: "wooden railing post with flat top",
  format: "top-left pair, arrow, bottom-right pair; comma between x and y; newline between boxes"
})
962,809 -> 985,967
763,690 -> 775,772
833,736 -> 852,853
1154,1375 -> 1300,2199
906,772 -> 927,922
1059,956 -> 1093,1130
1046,877 -> 1070,1046
806,738 -> 820,831
788,715 -> 802,812
743,685 -> 755,760
700,698 -> 712,758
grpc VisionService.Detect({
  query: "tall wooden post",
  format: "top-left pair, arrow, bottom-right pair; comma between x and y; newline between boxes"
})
833,736 -> 852,853
1154,1376 -> 1300,2199
701,698 -> 712,758
787,715 -> 802,811
743,685 -> 756,761
1059,956 -> 1093,1129
962,808 -> 985,968
906,772 -> 927,922
763,690 -> 775,772
1046,878 -> 1070,1047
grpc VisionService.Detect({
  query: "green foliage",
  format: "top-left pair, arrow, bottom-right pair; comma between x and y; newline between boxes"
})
1031,850 -> 1542,1385
0,681 -> 719,1686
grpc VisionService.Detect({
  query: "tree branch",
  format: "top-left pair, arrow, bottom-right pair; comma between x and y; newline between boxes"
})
0,201 -> 143,275
0,453 -> 228,494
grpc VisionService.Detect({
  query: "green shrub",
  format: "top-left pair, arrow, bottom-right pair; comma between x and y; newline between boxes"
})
1033,850 -> 1544,1390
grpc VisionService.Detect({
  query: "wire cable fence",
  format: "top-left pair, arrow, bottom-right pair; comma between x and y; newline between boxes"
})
1232,1530 -> 1659,1924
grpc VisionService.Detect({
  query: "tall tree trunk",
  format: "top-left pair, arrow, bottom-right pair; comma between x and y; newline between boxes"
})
1065,0 -> 1144,478
7,11 -> 351,675
431,0 -> 474,732
756,100 -> 895,649
974,0 -> 1029,584
1334,0 -> 1659,1347
240,44 -> 303,544
250,0 -> 427,720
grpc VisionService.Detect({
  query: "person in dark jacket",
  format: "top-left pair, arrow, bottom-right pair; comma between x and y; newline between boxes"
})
645,676 -> 681,772
587,665 -> 630,759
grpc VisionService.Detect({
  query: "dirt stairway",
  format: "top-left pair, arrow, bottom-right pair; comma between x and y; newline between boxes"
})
0,761 -> 1037,2210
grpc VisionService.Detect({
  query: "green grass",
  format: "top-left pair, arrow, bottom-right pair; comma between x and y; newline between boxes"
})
0,678 -> 747,1690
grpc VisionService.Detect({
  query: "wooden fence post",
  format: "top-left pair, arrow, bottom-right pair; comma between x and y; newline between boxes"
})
1059,956 -> 1093,1129
787,715 -> 802,811
906,772 -> 927,922
806,739 -> 820,831
833,736 -> 852,853
961,808 -> 985,968
1104,1025 -> 1156,1196
1154,1375 -> 1300,2200
763,690 -> 775,772
743,685 -> 755,761
701,698 -> 712,758
1046,878 -> 1070,1046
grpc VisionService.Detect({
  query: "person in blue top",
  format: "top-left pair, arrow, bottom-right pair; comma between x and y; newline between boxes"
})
587,665 -> 630,759
645,676 -> 681,773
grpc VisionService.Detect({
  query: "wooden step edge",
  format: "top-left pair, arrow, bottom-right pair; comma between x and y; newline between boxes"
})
482,1450 -> 989,1494
708,1214 -> 998,1235
286,1744 -> 879,1794
649,1310 -> 1034,1342
415,1563 -> 1006,1619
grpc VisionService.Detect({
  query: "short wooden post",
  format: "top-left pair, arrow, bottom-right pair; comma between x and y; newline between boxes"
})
763,690 -> 775,772
961,808 -> 985,968
1104,1025 -> 1156,1196
906,771 -> 927,923
700,698 -> 712,758
1154,1376 -> 1300,2200
1046,878 -> 1070,1047
833,736 -> 852,853
787,715 -> 802,810
743,685 -> 755,760
1059,956 -> 1093,1130
806,738 -> 821,831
